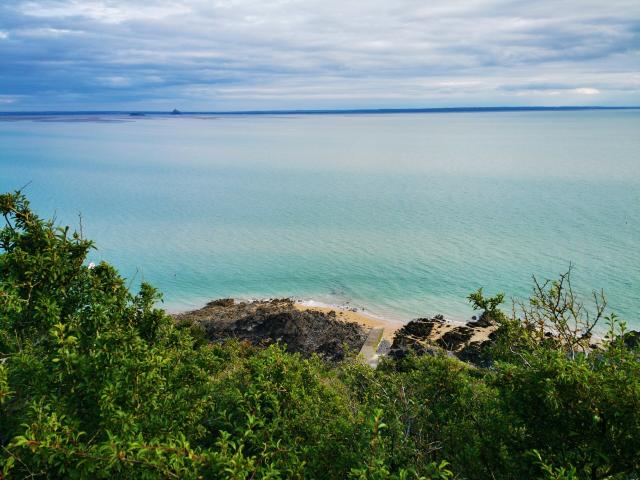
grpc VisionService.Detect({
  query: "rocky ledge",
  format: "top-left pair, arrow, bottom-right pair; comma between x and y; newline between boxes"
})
389,316 -> 640,367
173,298 -> 369,362
388,314 -> 498,367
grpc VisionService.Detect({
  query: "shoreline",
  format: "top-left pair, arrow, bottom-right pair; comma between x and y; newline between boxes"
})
171,296 -> 611,346
169,296 -> 478,343
294,301 -> 404,341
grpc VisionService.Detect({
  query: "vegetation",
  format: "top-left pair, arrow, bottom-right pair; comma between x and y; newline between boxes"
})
1,191 -> 638,479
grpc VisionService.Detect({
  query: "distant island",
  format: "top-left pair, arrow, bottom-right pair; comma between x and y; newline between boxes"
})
1,105 -> 639,118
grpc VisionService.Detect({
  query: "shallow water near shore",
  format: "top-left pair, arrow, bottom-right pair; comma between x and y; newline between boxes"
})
1,111 -> 639,327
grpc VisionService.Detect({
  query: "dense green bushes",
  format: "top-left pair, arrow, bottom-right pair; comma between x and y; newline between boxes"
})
1,191 -> 638,479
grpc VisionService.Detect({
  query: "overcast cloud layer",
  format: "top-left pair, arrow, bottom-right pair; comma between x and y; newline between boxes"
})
1,0 -> 639,110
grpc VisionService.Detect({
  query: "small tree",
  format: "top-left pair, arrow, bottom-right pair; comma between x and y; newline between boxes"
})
516,265 -> 606,359
468,288 -> 506,324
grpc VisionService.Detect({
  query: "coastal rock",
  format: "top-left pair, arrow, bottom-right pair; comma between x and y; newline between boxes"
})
207,298 -> 235,307
466,311 -> 495,328
437,327 -> 474,350
622,330 -> 640,350
387,317 -> 447,359
173,298 -> 369,361
389,316 -> 497,366
456,336 -> 496,368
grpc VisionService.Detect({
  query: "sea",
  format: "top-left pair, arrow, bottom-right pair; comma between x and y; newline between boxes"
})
1,110 -> 639,328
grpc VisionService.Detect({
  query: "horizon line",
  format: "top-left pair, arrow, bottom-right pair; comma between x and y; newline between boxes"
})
1,105 -> 639,116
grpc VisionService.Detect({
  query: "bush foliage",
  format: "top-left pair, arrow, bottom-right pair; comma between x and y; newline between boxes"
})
0,191 -> 638,479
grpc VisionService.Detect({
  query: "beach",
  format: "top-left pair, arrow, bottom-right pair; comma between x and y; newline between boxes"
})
293,301 -> 496,345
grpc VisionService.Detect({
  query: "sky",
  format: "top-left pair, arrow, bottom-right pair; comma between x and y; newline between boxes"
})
0,0 -> 639,111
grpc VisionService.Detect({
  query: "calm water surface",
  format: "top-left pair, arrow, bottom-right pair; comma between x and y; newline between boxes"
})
1,112 -> 639,327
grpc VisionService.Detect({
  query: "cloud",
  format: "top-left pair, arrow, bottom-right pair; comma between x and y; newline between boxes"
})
15,27 -> 83,37
19,1 -> 192,24
504,83 -> 602,97
574,87 -> 600,95
0,31 -> 9,39
97,76 -> 133,87
0,0 -> 638,109
0,96 -> 19,104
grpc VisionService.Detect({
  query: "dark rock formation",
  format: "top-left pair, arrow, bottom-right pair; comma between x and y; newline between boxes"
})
388,317 -> 446,359
466,311 -> 494,328
389,315 -> 497,366
437,327 -> 474,350
622,330 -> 640,350
173,298 -> 368,362
207,298 -> 235,307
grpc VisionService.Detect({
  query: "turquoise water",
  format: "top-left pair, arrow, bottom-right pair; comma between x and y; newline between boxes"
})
1,111 -> 639,326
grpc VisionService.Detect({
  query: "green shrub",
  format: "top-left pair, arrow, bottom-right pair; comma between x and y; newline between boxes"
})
0,191 -> 453,478
1,191 -> 638,479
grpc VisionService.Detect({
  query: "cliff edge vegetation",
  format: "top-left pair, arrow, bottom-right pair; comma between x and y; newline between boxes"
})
1,191 -> 639,479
